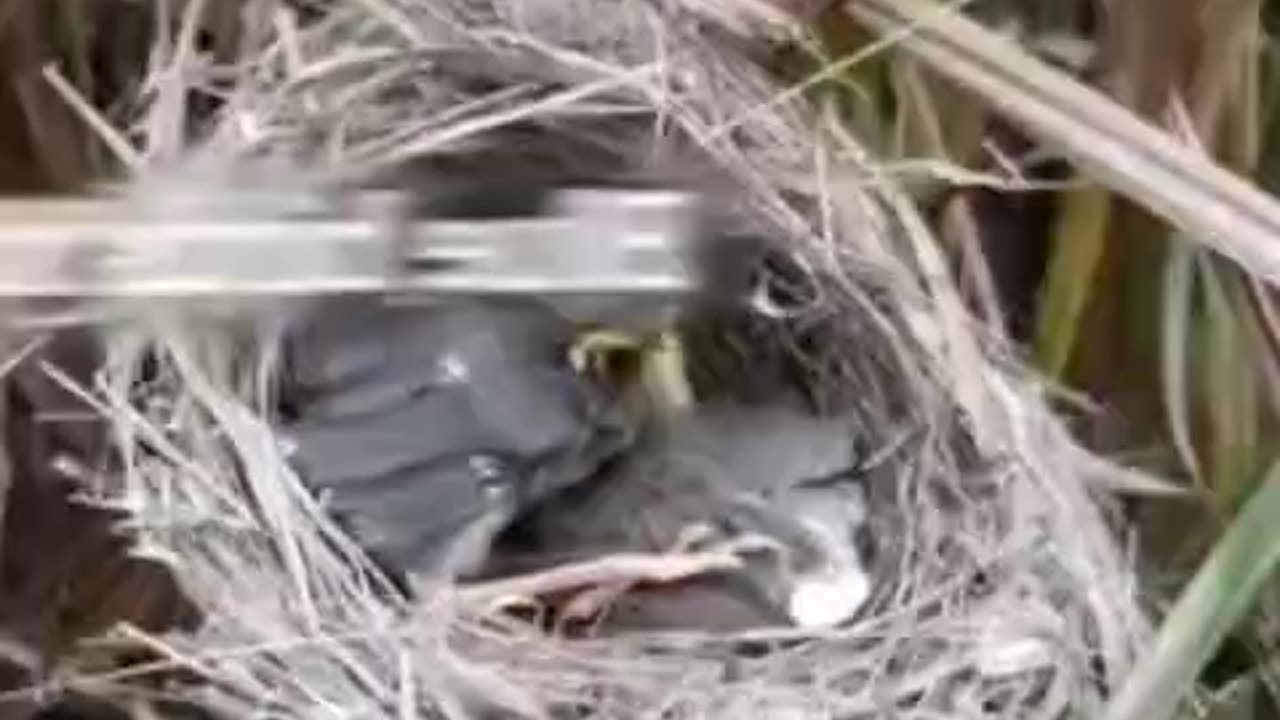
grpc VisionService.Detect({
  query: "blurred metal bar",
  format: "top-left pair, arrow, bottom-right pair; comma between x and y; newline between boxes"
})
0,188 -> 701,300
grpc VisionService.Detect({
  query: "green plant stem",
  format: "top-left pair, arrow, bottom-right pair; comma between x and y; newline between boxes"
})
1033,184 -> 1111,378
1104,463 -> 1280,720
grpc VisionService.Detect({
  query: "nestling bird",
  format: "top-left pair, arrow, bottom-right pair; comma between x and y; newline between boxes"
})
278,295 -> 636,580
267,185 -> 872,630
503,393 -> 875,631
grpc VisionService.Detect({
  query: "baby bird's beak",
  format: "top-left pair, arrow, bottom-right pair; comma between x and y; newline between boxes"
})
569,327 -> 694,427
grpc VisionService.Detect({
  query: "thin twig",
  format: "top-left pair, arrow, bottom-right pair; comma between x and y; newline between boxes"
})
42,64 -> 142,170
456,550 -> 745,609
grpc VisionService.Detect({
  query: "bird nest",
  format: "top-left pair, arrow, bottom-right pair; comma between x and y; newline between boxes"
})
6,0 -> 1152,717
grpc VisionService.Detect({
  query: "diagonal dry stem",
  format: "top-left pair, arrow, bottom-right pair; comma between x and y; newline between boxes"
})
846,0 -> 1280,289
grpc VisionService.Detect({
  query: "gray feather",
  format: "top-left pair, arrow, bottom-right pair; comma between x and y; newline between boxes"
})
280,297 -> 634,578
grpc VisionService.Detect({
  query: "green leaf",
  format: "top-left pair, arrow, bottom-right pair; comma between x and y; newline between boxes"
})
1104,462 -> 1280,720
1033,184 -> 1112,378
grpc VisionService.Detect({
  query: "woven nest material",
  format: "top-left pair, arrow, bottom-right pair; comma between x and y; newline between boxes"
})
12,1 -> 1152,717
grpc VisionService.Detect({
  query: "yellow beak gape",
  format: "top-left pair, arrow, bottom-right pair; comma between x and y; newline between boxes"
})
569,329 -> 693,413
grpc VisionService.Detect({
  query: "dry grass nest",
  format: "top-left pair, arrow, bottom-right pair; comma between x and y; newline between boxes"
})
2,1 -> 1154,717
